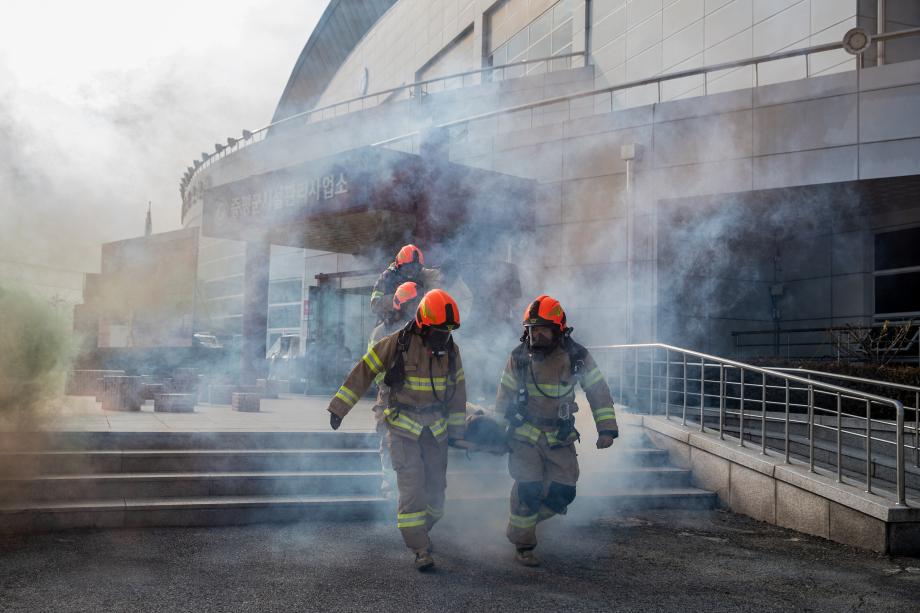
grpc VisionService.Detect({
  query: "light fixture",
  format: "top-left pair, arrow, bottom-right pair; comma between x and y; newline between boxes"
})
842,27 -> 871,55
242,129 -> 253,139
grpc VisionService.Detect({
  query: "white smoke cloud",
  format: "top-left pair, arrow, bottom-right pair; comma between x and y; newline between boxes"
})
0,0 -> 329,273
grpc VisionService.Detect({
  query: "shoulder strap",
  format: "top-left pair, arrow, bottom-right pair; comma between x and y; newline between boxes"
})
563,337 -> 588,380
382,321 -> 415,388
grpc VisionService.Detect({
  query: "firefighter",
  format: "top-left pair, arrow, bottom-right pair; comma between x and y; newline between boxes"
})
495,295 -> 618,567
369,281 -> 422,498
328,289 -> 467,571
370,244 -> 440,324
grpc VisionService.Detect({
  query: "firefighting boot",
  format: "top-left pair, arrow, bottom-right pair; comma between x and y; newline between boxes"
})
414,549 -> 435,571
515,547 -> 540,567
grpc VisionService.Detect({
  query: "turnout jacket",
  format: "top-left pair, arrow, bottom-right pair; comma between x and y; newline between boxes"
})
370,264 -> 441,321
329,328 -> 467,442
495,342 -> 617,446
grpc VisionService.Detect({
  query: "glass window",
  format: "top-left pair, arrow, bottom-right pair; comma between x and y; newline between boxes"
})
507,29 -> 529,61
553,0 -> 573,28
207,296 -> 243,318
875,272 -> 920,314
491,44 -> 507,67
552,21 -> 573,53
528,34 -> 552,60
269,304 -> 302,329
529,10 -> 552,42
202,277 -> 242,300
875,227 -> 920,270
269,279 -> 302,304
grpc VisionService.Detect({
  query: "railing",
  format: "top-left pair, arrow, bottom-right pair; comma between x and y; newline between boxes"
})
179,50 -> 587,213
768,367 -> 920,470
588,343 -> 914,506
731,322 -> 920,363
373,26 -> 920,149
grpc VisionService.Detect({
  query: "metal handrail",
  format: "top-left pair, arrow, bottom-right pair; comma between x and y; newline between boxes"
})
373,26 -> 920,147
179,50 -> 586,207
587,343 -> 909,505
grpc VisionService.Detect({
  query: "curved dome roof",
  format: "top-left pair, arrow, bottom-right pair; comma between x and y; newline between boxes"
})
271,0 -> 396,124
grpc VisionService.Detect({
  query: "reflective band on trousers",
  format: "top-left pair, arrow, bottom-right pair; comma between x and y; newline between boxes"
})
426,505 -> 443,519
383,407 -> 447,439
509,513 -> 538,529
363,348 -> 383,374
335,385 -> 359,407
447,412 -> 465,427
397,510 -> 427,528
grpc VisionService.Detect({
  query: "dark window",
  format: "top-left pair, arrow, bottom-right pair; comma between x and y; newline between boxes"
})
875,227 -> 920,270
268,304 -> 301,328
269,279 -> 302,304
875,272 -> 920,314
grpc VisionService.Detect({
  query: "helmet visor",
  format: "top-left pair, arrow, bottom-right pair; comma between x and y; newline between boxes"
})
424,326 -> 452,353
527,324 -> 556,349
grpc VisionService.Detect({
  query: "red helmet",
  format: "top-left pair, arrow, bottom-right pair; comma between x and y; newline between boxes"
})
393,281 -> 419,311
522,294 -> 566,332
395,244 -> 424,268
416,289 -> 460,329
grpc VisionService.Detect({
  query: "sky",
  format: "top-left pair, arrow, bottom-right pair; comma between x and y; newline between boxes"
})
0,0 -> 329,273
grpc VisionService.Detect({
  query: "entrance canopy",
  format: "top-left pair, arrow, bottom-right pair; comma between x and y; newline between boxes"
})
201,146 -> 535,255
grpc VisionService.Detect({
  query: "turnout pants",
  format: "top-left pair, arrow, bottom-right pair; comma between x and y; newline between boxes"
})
388,427 -> 449,552
506,434 -> 579,550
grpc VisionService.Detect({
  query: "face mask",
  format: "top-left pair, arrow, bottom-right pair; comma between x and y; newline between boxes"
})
424,327 -> 452,354
527,325 -> 557,351
400,262 -> 422,279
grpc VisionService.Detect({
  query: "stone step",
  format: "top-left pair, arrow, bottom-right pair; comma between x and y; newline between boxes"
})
0,495 -> 390,534
0,431 -> 379,452
0,449 -> 384,475
445,467 -> 692,498
0,487 -> 716,534
0,471 -> 385,502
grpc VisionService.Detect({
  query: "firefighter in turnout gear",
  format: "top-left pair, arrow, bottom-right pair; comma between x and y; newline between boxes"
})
370,244 -> 441,325
369,281 -> 422,499
328,289 -> 467,571
495,295 -> 618,567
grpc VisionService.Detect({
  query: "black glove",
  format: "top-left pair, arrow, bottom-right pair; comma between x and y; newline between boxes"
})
599,429 -> 619,439
329,413 -> 343,431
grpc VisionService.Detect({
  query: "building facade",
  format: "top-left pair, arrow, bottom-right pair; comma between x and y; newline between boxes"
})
180,0 -> 920,368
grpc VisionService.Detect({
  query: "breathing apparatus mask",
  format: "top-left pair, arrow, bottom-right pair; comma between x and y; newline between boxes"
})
423,325 -> 453,356
524,324 -> 559,356
399,261 -> 422,280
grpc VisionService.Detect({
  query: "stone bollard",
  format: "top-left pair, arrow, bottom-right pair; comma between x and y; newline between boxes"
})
154,393 -> 196,413
256,379 -> 280,399
142,383 -> 166,401
65,370 -> 125,397
231,392 -> 260,412
101,376 -> 143,412
208,385 -> 235,405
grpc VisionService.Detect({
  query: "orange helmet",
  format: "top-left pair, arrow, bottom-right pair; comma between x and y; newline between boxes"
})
416,289 -> 460,329
395,244 -> 424,268
393,281 -> 419,311
522,294 -> 567,332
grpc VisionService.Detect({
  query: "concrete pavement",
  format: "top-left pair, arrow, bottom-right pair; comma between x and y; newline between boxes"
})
1,508 -> 918,612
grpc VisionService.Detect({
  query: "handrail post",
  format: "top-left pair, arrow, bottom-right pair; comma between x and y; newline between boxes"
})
665,348 -> 671,420
896,400 -> 906,505
699,357 -> 705,432
915,391 -> 919,468
865,399 -> 872,493
739,367 -> 746,447
649,347 -> 655,414
784,380 -> 790,464
808,384 -> 815,473
761,372 -> 767,454
682,353 -> 688,426
719,365 -> 725,440
836,393 -> 843,482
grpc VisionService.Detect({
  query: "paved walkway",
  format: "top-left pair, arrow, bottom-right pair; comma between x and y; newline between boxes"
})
1,508 -> 917,612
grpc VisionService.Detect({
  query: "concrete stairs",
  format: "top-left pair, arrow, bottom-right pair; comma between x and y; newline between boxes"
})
0,430 -> 715,534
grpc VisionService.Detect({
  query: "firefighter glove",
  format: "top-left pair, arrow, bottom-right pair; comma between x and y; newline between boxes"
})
596,430 -> 618,449
329,413 -> 343,431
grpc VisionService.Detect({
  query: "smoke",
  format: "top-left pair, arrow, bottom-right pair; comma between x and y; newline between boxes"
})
0,1 -> 328,275
0,285 -> 73,431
